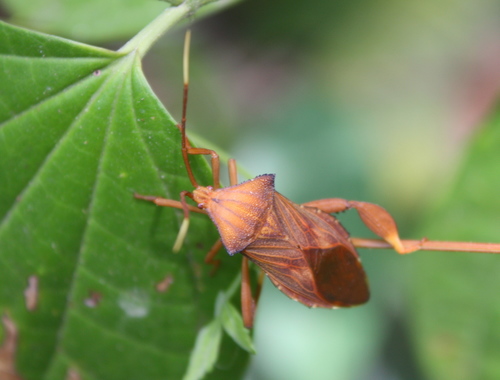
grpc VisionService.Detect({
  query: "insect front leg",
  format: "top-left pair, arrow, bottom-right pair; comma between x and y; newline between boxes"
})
183,146 -> 221,189
134,191 -> 205,252
134,193 -> 205,214
303,198 -> 423,254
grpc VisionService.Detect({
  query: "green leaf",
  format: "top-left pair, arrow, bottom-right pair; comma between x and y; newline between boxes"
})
0,11 -> 247,380
183,319 -> 223,380
220,300 -> 256,354
410,104 -> 500,380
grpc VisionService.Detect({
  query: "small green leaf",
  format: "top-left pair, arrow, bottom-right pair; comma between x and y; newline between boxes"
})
183,320 -> 223,380
220,301 -> 256,354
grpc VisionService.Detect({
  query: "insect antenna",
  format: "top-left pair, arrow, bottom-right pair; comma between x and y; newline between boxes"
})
171,30 -> 196,253
179,29 -> 199,189
172,30 -> 223,251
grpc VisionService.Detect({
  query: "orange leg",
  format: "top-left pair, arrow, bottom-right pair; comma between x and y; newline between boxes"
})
303,198 -> 422,254
204,239 -> 223,275
349,237 -> 500,254
134,191 -> 207,252
304,199 -> 500,254
134,193 -> 206,214
240,255 -> 266,329
183,146 -> 221,189
254,270 -> 265,306
135,190 -> 224,269
241,256 -> 255,328
228,158 -> 238,186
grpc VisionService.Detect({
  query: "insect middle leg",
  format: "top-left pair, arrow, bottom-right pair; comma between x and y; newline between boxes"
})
303,198 -> 423,254
204,239 -> 223,275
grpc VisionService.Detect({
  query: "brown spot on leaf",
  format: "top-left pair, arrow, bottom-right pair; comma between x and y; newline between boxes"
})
84,291 -> 102,308
155,275 -> 174,293
24,276 -> 39,311
66,368 -> 82,380
0,315 -> 23,380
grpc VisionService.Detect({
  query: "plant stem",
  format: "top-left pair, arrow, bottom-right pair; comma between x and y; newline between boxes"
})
119,2 -> 191,58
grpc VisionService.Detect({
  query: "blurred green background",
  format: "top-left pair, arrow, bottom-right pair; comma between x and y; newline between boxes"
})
2,0 -> 499,379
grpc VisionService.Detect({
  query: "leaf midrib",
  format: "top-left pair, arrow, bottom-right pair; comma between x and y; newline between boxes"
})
41,52 -> 139,378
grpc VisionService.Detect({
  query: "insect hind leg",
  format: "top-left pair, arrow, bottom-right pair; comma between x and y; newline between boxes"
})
303,198 -> 421,254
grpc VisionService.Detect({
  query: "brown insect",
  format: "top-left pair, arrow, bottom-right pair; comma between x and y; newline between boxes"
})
135,31 -> 500,328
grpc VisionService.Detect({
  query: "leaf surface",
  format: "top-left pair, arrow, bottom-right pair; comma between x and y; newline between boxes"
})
0,20 -> 246,380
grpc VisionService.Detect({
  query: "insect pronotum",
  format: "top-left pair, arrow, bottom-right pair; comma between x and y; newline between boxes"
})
135,30 -> 500,328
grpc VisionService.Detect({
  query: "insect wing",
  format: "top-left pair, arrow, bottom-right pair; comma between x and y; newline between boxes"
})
244,193 -> 369,307
304,245 -> 370,306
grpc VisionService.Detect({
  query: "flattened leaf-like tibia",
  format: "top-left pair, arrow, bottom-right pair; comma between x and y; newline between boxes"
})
203,174 -> 275,255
